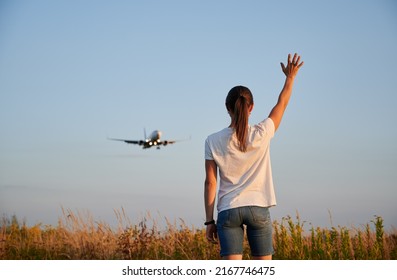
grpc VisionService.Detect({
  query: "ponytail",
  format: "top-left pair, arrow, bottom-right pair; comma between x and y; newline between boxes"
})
225,86 -> 253,152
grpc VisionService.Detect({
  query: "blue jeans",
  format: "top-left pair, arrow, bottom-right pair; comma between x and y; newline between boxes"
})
217,206 -> 274,257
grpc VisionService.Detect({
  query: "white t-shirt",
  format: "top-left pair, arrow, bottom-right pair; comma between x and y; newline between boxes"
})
205,118 -> 276,213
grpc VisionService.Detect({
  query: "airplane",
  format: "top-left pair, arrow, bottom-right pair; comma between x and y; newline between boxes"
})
108,129 -> 183,149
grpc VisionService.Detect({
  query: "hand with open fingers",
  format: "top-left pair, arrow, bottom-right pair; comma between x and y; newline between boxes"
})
280,53 -> 304,78
206,224 -> 218,244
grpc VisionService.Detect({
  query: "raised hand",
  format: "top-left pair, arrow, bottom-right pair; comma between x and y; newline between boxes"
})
280,53 -> 304,78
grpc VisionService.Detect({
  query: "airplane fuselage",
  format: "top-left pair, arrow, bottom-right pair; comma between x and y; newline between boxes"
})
143,130 -> 162,148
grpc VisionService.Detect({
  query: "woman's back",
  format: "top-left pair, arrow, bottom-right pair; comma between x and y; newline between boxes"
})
205,118 -> 276,212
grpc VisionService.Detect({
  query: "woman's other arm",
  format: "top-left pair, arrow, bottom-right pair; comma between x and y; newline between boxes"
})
204,159 -> 218,243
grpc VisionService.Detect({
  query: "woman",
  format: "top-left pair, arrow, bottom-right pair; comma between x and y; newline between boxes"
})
204,53 -> 303,260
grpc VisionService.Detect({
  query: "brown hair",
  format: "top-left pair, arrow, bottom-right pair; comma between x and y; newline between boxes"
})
225,86 -> 253,152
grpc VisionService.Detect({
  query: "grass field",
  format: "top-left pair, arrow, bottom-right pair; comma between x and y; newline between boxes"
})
1,209 -> 396,260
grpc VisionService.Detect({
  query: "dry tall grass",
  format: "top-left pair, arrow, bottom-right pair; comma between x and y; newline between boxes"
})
1,209 -> 396,260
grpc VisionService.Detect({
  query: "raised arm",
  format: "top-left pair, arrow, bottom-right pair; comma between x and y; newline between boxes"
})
269,53 -> 304,131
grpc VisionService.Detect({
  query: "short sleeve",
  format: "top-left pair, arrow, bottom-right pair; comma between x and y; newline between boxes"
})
204,137 -> 214,160
256,118 -> 275,139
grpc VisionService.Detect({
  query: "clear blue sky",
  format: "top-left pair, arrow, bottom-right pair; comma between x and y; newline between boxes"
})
1,0 -> 396,230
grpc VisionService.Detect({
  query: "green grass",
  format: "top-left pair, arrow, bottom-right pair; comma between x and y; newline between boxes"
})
1,209 -> 396,260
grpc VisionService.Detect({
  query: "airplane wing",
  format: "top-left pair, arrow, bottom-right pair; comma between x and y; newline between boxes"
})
157,140 -> 176,146
107,137 -> 143,145
158,135 -> 191,146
